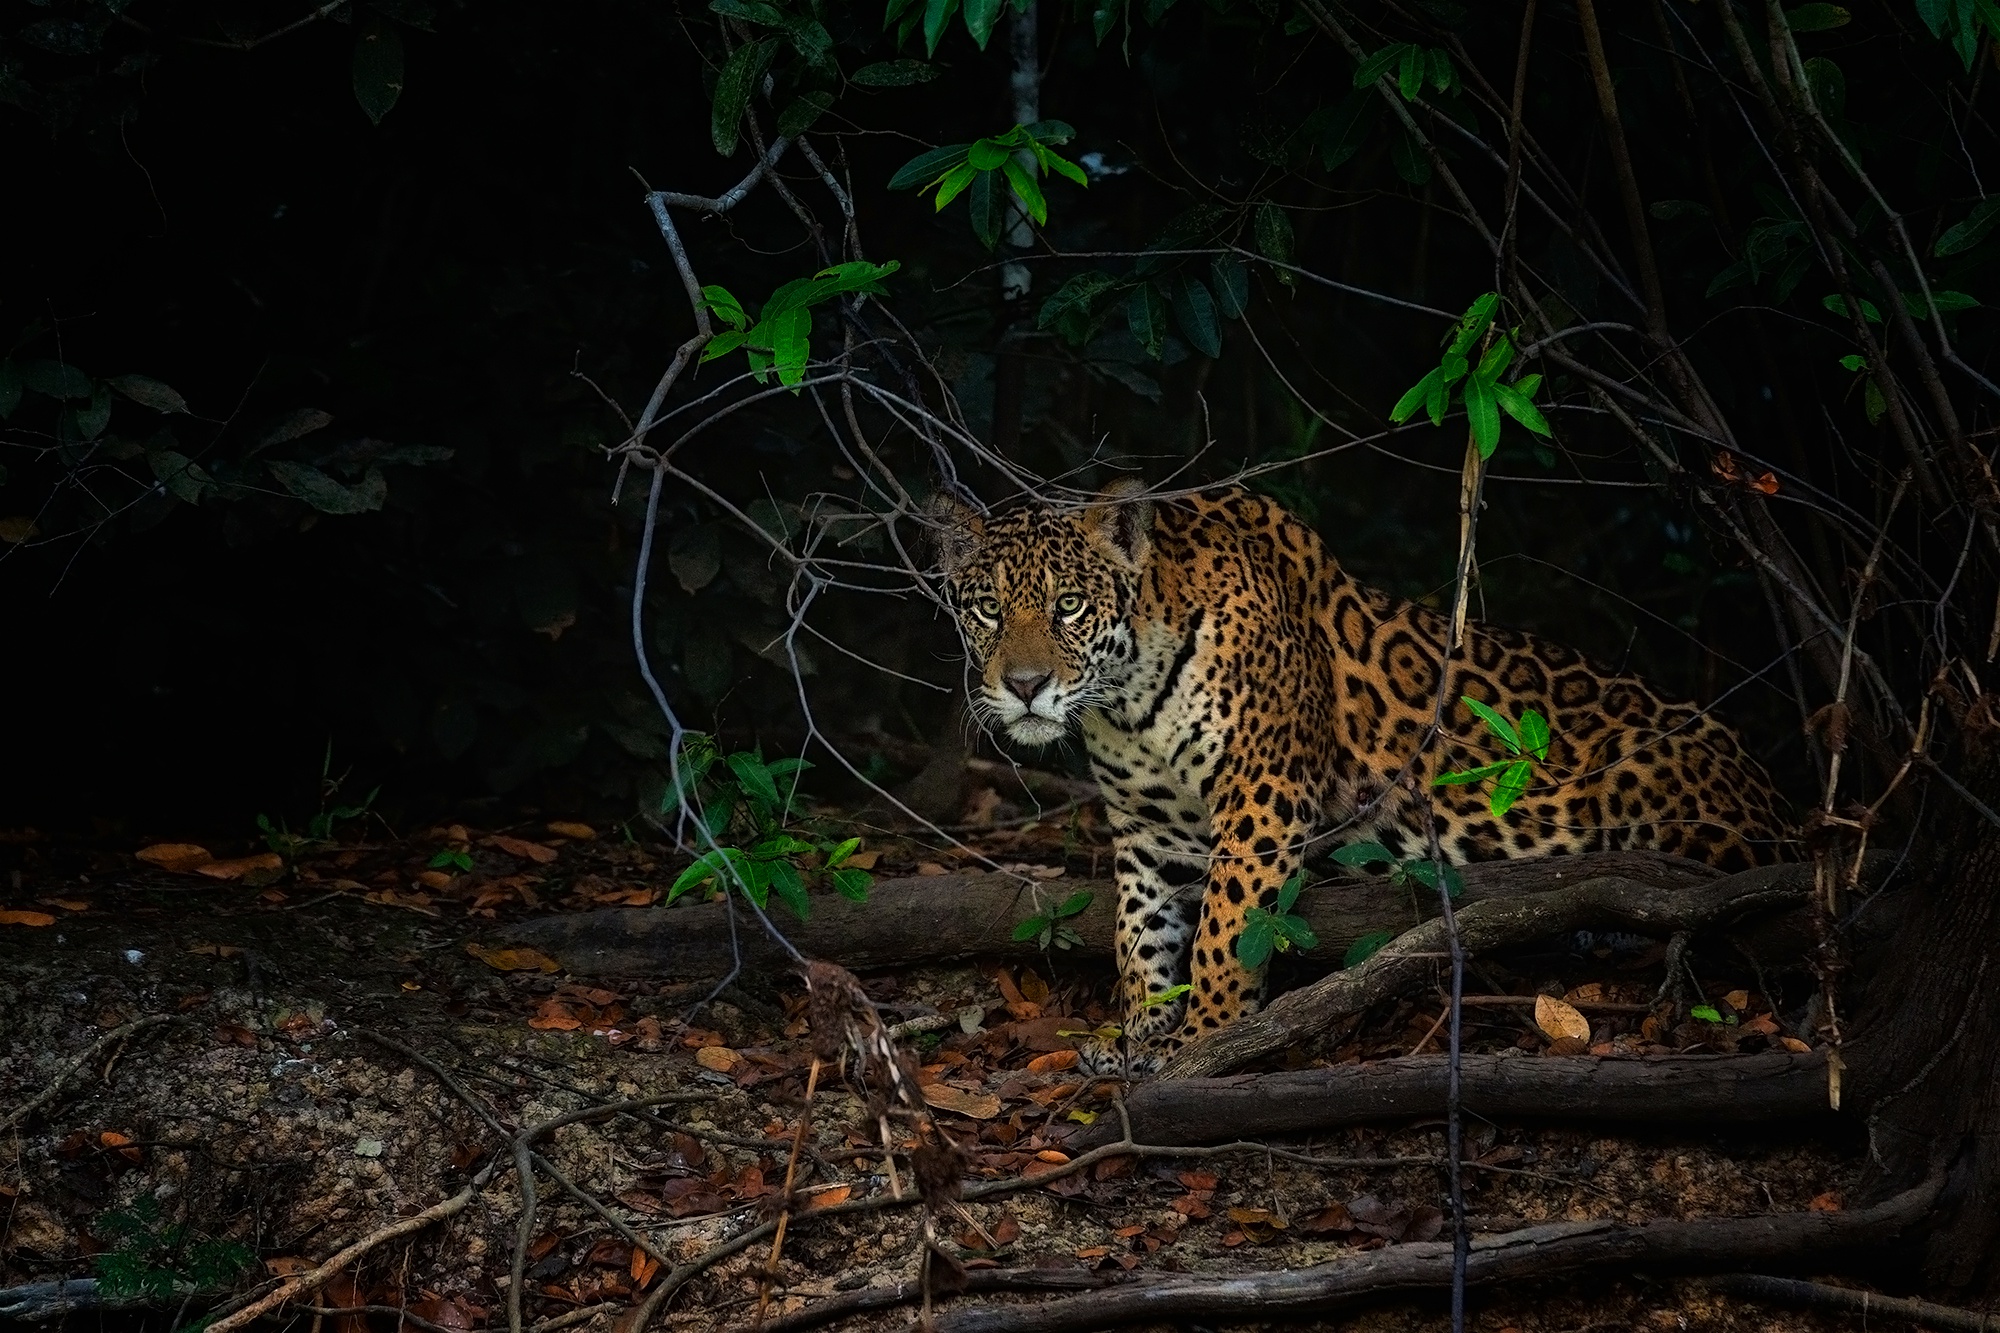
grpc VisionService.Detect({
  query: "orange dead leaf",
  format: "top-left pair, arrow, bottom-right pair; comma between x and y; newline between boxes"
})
99,1131 -> 142,1163
188,943 -> 242,958
528,1001 -> 585,1032
695,1045 -> 744,1073
38,898 -> 89,912
215,1024 -> 258,1047
916,862 -> 949,876
1073,1246 -> 1109,1259
547,821 -> 597,840
136,843 -> 214,873
842,848 -> 880,870
1033,1149 -> 1070,1165
921,1084 -> 1003,1119
1780,1036 -> 1813,1053
485,835 -> 559,864
1534,994 -> 1592,1043
1724,989 -> 1751,1010
417,870 -> 456,891
196,852 -> 284,881
801,1184 -> 853,1211
1710,450 -> 1779,495
464,942 -> 561,973
0,910 -> 55,927
629,1250 -> 659,1289
1808,1191 -> 1843,1212
1018,970 -> 1051,1005
1025,1049 -> 1078,1073
264,1256 -> 313,1276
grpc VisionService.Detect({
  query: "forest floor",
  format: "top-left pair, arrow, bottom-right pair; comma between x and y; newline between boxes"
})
0,803 -> 1894,1333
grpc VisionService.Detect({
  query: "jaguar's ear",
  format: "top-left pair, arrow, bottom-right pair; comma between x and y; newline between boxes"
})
1085,477 -> 1154,571
925,489 -> 984,578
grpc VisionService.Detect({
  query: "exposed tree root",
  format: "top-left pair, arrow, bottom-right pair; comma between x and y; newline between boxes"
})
910,1177 -> 1943,1333
1165,860 -> 1851,1078
1704,1274 -> 1999,1331
1071,1051 -> 1829,1150
493,850 -> 1725,978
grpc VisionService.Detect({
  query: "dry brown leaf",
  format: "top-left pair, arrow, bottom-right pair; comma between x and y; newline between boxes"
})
1808,1191 -> 1843,1212
1780,1036 -> 1813,1053
1025,1049 -> 1078,1073
99,1131 -> 142,1163
464,942 -> 561,973
922,1084 -> 1003,1119
264,1256 -> 313,1276
417,870 -> 456,891
197,852 -> 284,880
1742,1015 -> 1781,1036
547,821 -> 597,840
486,835 -> 559,864
1724,989 -> 1751,1011
188,943 -> 242,958
136,843 -> 213,873
1534,994 -> 1592,1043
801,1184 -> 853,1211
629,1250 -> 659,1288
1018,970 -> 1051,1005
38,898 -> 89,912
916,862 -> 949,876
695,1045 -> 744,1073
842,848 -> 880,870
528,1001 -> 584,1032
0,909 -> 56,927
0,517 -> 41,544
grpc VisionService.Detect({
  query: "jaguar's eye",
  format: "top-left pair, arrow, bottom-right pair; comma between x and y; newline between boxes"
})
972,596 -> 1002,621
1055,593 -> 1086,618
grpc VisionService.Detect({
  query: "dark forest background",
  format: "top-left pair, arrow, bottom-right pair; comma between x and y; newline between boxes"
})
4,0 -> 1993,842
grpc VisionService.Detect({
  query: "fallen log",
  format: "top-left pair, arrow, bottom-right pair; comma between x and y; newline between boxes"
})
924,1177 -> 1942,1333
1161,860 -> 1857,1079
493,850 -> 1718,978
1071,1051 -> 1829,1150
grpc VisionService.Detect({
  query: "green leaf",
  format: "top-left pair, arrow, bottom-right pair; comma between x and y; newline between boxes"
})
1038,270 -> 1119,342
1012,913 -> 1051,941
1823,292 -> 1882,323
1255,203 -> 1295,264
1839,353 -> 1867,372
670,847 -> 744,902
711,36 -> 781,156
1802,55 -> 1846,117
1343,930 -> 1395,968
1319,87 -> 1374,170
1518,709 -> 1551,761
1053,889 -> 1095,918
922,0 -> 960,55
1914,289 -> 1981,315
777,90 -> 834,138
0,362 -> 19,419
1022,119 -> 1077,144
1211,254 -> 1250,318
1464,375 -> 1500,457
73,385 -> 112,441
1236,914 -> 1279,969
20,359 -> 92,400
352,14 -> 405,125
829,866 -> 872,900
1003,159 -> 1047,225
1492,382 -> 1552,437
1864,378 -> 1888,424
1427,46 -> 1454,92
750,833 -> 816,858
1690,1003 -> 1724,1022
932,160 -> 979,210
1388,129 -> 1431,185
853,59 -> 939,85
768,859 -> 811,919
967,166 -> 1006,249
1331,841 -> 1395,867
1171,274 -> 1222,358
1127,283 -> 1170,359
1274,870 -> 1305,914
1937,197 -> 2000,256
1425,363 -> 1451,424
702,286 -> 749,332
1389,369 -> 1438,425
889,143 -> 972,190
1476,337 -> 1515,382
1353,43 -> 1403,88
1140,983 -> 1193,1007
963,0 -> 1004,47
825,835 -> 861,868
1397,44 -> 1425,100
969,138 -> 1011,170
1784,3 -> 1849,30
1513,372 -> 1543,398
1460,696 -> 1521,751
1275,915 -> 1319,951
1490,758 -> 1534,817
727,751 -> 783,811
107,375 -> 188,414
268,461 -> 385,514
1448,293 -> 1501,355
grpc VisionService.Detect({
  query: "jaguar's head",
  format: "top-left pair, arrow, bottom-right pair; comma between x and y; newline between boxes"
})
929,481 -> 1154,746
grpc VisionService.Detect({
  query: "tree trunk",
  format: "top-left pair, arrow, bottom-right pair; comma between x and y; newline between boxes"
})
1847,695 -> 2000,1291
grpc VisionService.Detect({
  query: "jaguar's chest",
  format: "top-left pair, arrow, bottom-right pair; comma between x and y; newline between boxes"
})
1081,620 -> 1227,819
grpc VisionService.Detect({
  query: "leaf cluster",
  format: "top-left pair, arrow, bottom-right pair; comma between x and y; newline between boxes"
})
93,1195 -> 252,1303
1387,293 -> 1550,458
665,733 -> 872,919
1011,887 -> 1093,951
889,122 -> 1086,250
701,261 -> 901,388
1434,696 -> 1552,817
1235,870 -> 1319,969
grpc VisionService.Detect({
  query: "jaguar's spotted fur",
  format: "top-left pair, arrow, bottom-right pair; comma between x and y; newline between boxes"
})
932,483 -> 1790,1073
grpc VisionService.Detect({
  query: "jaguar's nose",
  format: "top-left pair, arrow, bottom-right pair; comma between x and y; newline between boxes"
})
1004,669 -> 1052,703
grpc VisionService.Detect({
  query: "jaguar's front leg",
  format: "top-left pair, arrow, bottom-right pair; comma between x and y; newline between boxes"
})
1162,774 -> 1315,1062
1076,825 -> 1204,1077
